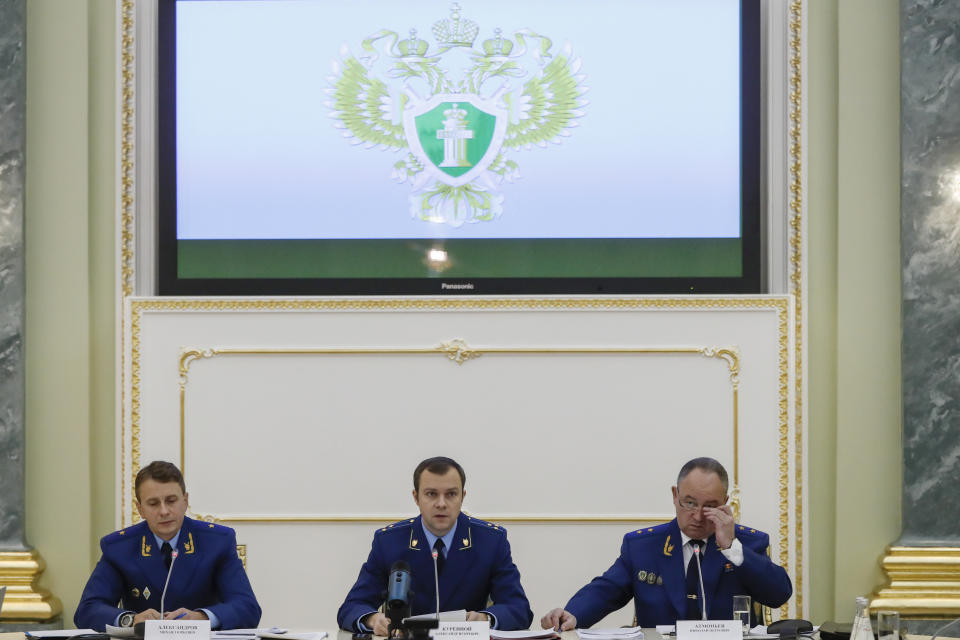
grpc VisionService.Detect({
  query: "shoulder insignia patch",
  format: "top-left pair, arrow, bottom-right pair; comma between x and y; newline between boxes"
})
408,527 -> 422,551
183,532 -> 196,554
663,535 -> 674,556
458,529 -> 473,550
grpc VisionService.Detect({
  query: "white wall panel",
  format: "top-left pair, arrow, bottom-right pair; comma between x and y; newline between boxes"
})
121,296 -> 802,627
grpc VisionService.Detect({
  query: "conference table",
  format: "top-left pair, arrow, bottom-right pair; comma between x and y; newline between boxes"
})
0,630 -> 664,640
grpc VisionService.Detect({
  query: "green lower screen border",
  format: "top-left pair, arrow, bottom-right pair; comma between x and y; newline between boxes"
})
177,238 -> 743,279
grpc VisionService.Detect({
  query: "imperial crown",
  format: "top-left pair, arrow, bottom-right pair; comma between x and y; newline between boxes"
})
432,3 -> 479,47
398,29 -> 429,57
482,28 -> 514,56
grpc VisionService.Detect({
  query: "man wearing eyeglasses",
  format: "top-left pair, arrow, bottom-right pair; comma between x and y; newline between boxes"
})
541,457 -> 792,630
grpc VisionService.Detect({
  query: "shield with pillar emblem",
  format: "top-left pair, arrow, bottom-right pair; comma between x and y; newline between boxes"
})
403,93 -> 507,188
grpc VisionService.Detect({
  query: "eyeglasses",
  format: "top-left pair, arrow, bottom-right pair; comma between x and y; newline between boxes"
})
677,499 -> 719,512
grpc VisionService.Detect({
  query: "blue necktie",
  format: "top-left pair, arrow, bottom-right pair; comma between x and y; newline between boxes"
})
685,540 -> 704,620
433,538 -> 446,574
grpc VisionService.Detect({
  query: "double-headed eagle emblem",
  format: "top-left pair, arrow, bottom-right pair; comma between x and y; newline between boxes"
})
326,4 -> 588,227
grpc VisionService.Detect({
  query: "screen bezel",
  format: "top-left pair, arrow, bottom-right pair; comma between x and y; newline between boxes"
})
157,0 -> 763,296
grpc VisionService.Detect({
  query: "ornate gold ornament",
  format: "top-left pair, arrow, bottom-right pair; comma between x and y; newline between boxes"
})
129,298 -> 793,542
172,336 -> 743,510
788,0 -> 805,617
117,0 -> 807,622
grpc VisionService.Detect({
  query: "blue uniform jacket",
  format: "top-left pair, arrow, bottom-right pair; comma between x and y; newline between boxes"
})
565,520 -> 792,628
337,513 -> 533,631
74,517 -> 262,631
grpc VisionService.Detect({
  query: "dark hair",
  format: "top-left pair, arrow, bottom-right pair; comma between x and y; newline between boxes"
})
135,460 -> 186,501
676,457 -> 729,492
413,456 -> 466,492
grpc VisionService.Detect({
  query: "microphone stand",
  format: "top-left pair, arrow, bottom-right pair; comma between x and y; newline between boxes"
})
929,616 -> 960,640
694,546 -> 707,621
431,550 -> 440,622
160,549 -> 179,619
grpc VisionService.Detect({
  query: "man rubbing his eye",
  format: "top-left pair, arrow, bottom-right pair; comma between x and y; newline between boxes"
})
541,457 -> 792,630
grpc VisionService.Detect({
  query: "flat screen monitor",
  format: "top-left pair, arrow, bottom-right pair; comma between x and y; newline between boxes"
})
157,0 -> 762,295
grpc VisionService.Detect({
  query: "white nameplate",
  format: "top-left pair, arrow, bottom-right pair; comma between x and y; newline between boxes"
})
430,621 -> 490,640
677,620 -> 742,640
144,619 -> 211,640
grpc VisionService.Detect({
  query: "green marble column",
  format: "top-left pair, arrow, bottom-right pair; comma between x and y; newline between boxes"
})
872,0 -> 960,622
0,0 -> 62,626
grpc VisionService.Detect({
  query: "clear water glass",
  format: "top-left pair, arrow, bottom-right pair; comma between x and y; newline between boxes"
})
876,610 -> 899,640
732,594 -> 751,635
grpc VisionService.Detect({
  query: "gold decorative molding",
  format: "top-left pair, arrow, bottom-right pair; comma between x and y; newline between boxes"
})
120,0 -> 135,298
131,297 -> 791,524
118,0 -> 808,621
872,547 -> 960,616
131,297 -> 786,313
120,0 -> 136,527
128,296 -> 797,612
788,0 -> 806,618
130,296 -> 143,524
190,513 -> 673,525
441,339 -> 481,365
0,550 -> 62,621
174,338 -> 742,502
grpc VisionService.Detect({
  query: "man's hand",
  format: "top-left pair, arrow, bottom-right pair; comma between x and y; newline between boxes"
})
540,608 -> 577,632
163,608 -> 208,621
465,611 -> 491,623
704,504 -> 736,550
362,612 -> 390,637
133,609 -> 161,624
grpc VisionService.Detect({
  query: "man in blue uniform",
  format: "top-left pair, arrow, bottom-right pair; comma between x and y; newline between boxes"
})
338,456 -> 533,634
541,457 -> 792,630
75,461 -> 261,631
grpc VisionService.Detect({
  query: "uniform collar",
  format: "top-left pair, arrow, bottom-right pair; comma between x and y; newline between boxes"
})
680,531 -> 707,547
152,528 -> 180,548
419,517 -> 459,556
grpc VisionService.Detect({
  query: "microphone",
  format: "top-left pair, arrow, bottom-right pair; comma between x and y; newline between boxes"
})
160,549 -> 179,618
693,544 -> 707,620
133,549 -> 180,640
386,560 -> 412,609
385,561 -> 412,638
430,549 -> 440,620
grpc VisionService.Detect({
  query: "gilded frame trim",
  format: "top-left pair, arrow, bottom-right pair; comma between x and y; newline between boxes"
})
118,0 -> 807,617
787,0 -> 805,615
175,340 -> 741,522
128,296 -> 794,607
